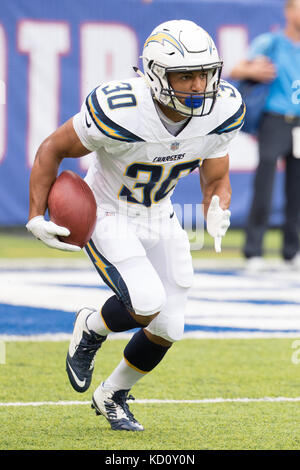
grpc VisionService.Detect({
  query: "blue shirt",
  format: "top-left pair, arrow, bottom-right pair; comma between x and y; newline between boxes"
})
248,31 -> 300,117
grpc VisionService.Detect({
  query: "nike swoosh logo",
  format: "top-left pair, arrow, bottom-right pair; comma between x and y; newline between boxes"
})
67,360 -> 86,388
85,113 -> 92,128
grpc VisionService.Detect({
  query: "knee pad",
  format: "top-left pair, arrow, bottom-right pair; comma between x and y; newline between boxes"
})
145,290 -> 187,343
145,311 -> 185,343
87,215 -> 166,316
129,269 -> 166,317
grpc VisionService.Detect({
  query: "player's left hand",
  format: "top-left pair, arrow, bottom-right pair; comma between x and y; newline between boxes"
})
207,195 -> 231,253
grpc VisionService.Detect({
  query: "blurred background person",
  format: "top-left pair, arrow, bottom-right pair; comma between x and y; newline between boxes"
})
230,0 -> 300,271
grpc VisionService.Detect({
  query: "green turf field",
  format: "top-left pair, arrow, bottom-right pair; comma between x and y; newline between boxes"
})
1,228 -> 298,451
0,338 -> 299,450
0,228 -> 283,259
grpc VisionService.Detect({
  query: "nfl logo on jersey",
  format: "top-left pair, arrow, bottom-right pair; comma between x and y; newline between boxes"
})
170,141 -> 180,151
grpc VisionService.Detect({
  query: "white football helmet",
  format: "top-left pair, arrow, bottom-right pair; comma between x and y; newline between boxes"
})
141,20 -> 223,117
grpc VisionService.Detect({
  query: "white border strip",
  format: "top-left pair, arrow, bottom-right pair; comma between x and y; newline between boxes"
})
1,332 -> 300,342
1,397 -> 300,407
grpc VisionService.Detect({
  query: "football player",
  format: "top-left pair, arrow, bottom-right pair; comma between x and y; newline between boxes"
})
26,20 -> 245,432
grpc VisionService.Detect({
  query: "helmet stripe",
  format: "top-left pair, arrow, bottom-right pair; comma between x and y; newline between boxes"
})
144,32 -> 184,57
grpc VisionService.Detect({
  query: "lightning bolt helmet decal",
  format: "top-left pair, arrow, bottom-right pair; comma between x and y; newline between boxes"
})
144,31 -> 185,57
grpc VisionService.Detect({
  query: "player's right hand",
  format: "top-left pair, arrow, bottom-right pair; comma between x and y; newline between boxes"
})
26,215 -> 81,252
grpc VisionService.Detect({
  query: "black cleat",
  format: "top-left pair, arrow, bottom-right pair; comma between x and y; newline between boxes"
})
66,308 -> 106,393
91,382 -> 144,431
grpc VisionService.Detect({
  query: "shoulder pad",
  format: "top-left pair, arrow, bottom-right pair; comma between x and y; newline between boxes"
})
208,80 -> 245,134
85,78 -> 146,143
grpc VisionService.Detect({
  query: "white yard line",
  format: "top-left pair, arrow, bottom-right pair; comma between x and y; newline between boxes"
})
1,397 -> 300,407
1,332 -> 299,341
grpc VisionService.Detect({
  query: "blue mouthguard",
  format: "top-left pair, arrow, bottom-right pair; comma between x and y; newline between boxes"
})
184,97 -> 203,108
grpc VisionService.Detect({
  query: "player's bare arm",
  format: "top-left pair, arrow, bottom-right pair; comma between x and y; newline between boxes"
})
200,154 -> 231,252
230,57 -> 276,83
28,118 -> 90,221
26,119 -> 90,252
200,154 -> 231,217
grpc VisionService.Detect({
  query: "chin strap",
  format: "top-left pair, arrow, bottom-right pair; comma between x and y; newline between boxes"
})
132,66 -> 152,88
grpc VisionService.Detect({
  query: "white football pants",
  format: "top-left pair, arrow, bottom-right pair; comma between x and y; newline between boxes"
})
86,209 -> 193,343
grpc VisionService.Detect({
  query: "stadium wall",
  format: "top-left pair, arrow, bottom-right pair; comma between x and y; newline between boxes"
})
0,0 -> 286,227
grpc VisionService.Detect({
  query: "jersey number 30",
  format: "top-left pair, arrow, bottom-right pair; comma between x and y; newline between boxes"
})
119,160 -> 200,207
101,83 -> 200,207
102,82 -> 136,109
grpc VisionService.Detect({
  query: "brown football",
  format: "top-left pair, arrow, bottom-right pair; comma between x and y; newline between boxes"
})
47,170 -> 97,248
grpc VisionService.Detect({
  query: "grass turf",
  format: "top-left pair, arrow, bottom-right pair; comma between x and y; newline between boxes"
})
0,338 -> 299,450
0,228 -> 283,259
0,229 -> 298,450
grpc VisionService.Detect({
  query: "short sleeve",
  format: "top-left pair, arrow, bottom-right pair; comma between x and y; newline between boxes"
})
204,129 -> 240,160
72,95 -> 107,152
204,94 -> 245,159
248,32 -> 275,60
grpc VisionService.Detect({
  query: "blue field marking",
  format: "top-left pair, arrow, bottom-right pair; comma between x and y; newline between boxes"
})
1,302 -> 300,336
0,267 -> 95,273
35,282 -> 300,294
194,269 -> 245,277
1,263 -> 300,337
194,268 -> 300,285
1,301 -> 299,336
45,283 -> 109,290
188,296 -> 300,306
0,304 -> 75,335
184,324 -> 300,334
2,267 -> 238,275
0,303 -> 139,336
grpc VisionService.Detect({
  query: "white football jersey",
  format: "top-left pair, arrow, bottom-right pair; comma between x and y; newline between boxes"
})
73,77 -> 244,216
